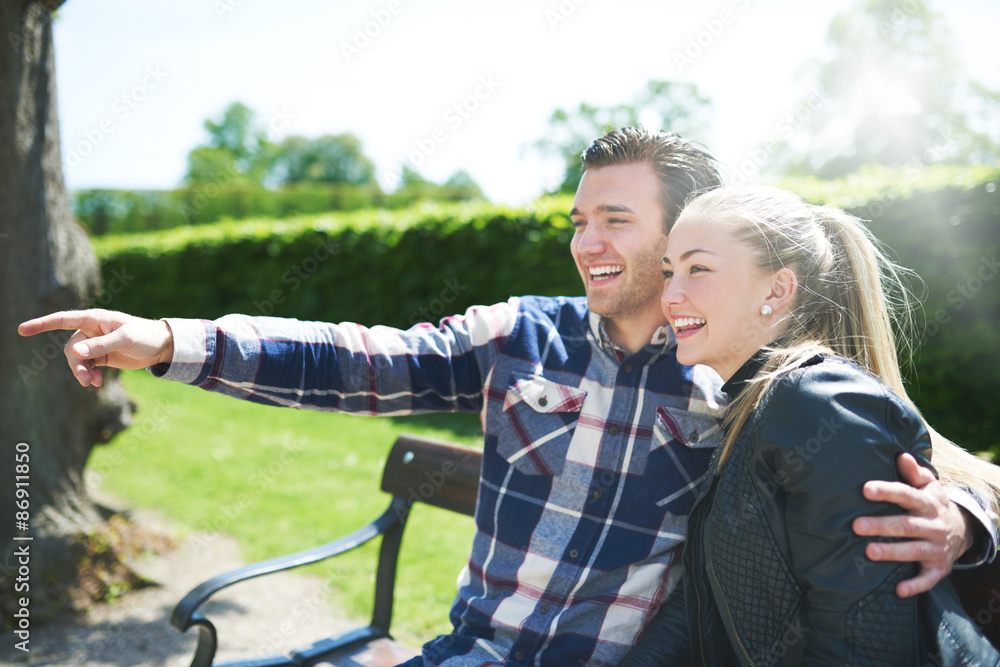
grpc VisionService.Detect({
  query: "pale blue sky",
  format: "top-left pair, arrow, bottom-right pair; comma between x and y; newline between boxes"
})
52,0 -> 1000,204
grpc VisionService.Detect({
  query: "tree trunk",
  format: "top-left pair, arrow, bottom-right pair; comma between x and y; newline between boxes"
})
0,0 -> 133,620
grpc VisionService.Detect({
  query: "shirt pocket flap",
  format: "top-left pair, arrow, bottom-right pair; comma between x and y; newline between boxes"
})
503,374 -> 587,415
497,374 -> 587,476
653,405 -> 722,450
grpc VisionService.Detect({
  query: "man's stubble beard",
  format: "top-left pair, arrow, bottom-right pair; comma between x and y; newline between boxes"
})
586,244 -> 666,323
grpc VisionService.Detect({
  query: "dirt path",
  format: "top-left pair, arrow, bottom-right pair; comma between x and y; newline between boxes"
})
1,495 -> 360,667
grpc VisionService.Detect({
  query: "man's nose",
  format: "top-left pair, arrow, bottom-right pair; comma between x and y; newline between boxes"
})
574,224 -> 606,256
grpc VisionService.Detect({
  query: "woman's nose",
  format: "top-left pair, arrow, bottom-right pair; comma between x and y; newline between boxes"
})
661,277 -> 684,313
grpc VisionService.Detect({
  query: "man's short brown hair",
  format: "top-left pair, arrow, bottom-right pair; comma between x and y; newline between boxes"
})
581,127 -> 722,231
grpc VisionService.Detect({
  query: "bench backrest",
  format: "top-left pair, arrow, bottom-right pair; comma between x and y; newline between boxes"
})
380,433 -> 482,516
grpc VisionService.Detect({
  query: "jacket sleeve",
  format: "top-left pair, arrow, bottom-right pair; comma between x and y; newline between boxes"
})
756,364 -> 928,666
616,586 -> 692,667
149,298 -> 518,415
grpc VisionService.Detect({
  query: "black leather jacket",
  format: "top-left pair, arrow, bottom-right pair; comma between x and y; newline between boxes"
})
621,355 -> 999,666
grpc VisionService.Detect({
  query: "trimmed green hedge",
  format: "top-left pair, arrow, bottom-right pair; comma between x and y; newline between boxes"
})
93,167 -> 1000,452
784,164 -> 1000,453
74,184 -> 486,236
92,199 -> 580,329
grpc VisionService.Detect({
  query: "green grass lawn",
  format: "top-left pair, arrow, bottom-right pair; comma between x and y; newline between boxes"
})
89,369 -> 483,650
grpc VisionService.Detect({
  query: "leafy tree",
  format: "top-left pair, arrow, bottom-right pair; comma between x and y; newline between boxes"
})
389,167 -> 487,204
185,102 -> 270,185
444,170 -> 485,200
776,0 -> 1000,177
532,80 -> 713,193
269,133 -> 377,186
2,0 -> 134,622
399,164 -> 430,188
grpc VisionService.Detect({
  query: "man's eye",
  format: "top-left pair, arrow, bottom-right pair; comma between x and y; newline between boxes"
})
571,219 -> 585,229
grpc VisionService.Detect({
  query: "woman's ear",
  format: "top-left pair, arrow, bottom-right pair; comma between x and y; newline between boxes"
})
764,267 -> 797,314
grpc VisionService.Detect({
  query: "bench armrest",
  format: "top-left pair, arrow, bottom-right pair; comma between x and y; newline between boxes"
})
171,497 -> 409,667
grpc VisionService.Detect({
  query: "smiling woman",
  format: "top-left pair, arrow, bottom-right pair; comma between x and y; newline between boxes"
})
661,212 -> 792,381
622,185 -> 1000,666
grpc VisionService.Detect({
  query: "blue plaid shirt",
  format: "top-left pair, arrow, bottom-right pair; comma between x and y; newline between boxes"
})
155,295 -> 994,666
157,295 -> 725,665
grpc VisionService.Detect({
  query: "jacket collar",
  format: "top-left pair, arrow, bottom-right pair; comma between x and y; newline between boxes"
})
723,340 -> 828,400
721,350 -> 767,400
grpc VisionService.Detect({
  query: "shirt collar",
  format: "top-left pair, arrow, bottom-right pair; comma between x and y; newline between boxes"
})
587,310 -> 675,359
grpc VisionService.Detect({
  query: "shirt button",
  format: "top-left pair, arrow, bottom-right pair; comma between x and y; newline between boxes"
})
592,488 -> 603,500
569,548 -> 579,559
540,603 -> 550,614
623,363 -> 633,373
538,395 -> 548,407
609,425 -> 619,436
514,649 -> 525,661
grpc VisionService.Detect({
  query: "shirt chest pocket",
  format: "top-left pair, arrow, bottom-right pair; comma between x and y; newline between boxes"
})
496,373 -> 587,476
639,405 -> 721,514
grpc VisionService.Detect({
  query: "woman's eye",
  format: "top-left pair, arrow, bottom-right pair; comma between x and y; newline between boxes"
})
661,269 -> 673,279
690,265 -> 708,274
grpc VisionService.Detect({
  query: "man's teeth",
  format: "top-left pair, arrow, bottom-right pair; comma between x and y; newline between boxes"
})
674,317 -> 706,329
589,265 -> 624,279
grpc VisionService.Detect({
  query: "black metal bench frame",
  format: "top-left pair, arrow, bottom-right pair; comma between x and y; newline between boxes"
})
171,433 -> 482,667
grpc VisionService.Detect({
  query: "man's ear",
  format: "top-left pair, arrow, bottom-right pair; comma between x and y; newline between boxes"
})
764,267 -> 797,314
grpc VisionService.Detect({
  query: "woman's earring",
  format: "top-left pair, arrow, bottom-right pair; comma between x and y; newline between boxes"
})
760,304 -> 772,316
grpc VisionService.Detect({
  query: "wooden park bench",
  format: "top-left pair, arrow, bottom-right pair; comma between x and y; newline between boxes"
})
171,433 -> 482,667
171,431 -> 1000,666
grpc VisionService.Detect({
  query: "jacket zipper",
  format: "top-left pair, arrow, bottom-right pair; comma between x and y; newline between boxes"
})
689,502 -> 709,666
708,544 -> 754,666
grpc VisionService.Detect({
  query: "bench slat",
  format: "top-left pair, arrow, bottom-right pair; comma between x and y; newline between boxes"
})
380,434 -> 482,517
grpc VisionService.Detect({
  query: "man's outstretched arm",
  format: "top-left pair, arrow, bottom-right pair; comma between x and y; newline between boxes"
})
854,452 -> 996,597
19,304 -> 517,414
18,309 -> 174,387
